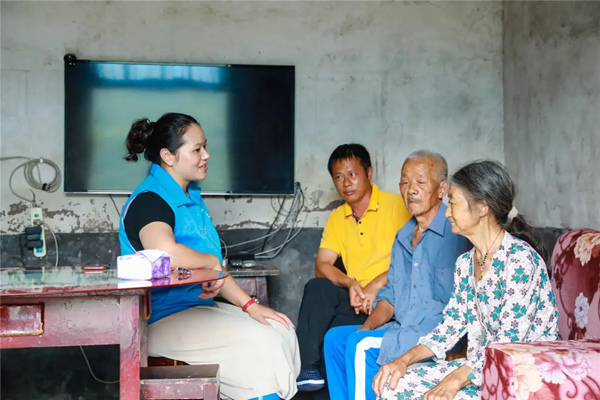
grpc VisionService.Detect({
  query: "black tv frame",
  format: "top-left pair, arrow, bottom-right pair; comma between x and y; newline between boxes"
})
63,54 -> 296,196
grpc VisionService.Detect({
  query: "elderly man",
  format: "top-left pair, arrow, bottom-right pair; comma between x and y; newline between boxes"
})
295,144 -> 411,393
323,150 -> 471,400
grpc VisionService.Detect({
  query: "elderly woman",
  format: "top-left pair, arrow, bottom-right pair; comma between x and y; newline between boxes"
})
373,160 -> 559,400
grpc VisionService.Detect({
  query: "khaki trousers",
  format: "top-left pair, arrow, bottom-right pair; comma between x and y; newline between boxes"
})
148,301 -> 300,400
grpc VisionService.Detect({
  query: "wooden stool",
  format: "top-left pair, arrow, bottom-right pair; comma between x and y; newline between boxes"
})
140,365 -> 220,400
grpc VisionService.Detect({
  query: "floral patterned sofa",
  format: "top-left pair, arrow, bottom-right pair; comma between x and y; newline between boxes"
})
481,228 -> 600,399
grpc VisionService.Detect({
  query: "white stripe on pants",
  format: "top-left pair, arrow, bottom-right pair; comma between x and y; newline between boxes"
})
354,336 -> 383,400
148,301 -> 300,400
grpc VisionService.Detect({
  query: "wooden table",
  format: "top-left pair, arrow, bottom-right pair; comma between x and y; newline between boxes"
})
228,264 -> 280,306
0,266 -> 227,400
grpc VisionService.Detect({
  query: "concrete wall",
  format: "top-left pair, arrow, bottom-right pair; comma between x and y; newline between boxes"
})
6,2 -> 600,399
504,1 -> 600,230
1,0 -> 503,235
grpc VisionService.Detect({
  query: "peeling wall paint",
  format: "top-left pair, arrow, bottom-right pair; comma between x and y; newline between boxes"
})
0,199 -> 118,234
1,1 -> 503,234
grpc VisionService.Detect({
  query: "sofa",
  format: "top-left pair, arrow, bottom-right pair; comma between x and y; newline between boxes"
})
481,228 -> 600,399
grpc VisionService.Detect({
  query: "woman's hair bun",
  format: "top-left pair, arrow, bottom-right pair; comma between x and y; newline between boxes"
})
125,118 -> 155,161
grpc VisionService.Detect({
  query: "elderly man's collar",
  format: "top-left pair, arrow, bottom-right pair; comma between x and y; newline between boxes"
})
427,203 -> 447,236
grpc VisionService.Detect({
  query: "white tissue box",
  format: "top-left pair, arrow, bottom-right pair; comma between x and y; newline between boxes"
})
117,250 -> 171,280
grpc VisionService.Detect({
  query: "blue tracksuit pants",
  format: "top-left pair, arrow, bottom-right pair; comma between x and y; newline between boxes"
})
323,325 -> 385,400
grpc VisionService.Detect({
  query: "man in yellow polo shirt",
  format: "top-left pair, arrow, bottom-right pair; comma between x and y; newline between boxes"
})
296,144 -> 411,393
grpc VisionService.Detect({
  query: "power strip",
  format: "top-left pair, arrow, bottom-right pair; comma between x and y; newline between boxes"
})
30,207 -> 47,258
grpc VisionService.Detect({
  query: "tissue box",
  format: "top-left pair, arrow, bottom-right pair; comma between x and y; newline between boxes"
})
117,250 -> 171,280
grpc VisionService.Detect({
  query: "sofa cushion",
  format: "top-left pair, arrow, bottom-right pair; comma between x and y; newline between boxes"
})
482,340 -> 600,400
551,229 -> 600,339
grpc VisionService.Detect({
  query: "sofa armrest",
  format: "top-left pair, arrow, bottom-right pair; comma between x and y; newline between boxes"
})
481,340 -> 600,400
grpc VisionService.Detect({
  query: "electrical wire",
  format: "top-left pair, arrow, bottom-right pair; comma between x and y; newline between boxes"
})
226,182 -> 305,258
220,237 -> 228,261
108,194 -> 121,217
261,195 -> 287,252
270,195 -> 292,214
255,222 -> 306,258
249,206 -> 297,256
255,227 -> 297,258
238,184 -> 304,254
43,221 -> 59,268
256,185 -> 306,259
250,193 -> 300,253
225,227 -> 285,250
79,346 -> 119,384
225,191 -> 300,251
0,156 -> 62,204
225,207 -> 293,252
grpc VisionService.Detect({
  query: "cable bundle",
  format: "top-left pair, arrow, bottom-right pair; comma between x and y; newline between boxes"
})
224,182 -> 307,260
1,156 -> 62,204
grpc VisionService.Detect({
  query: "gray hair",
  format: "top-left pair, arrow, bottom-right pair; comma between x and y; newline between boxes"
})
450,159 -> 547,260
451,160 -> 514,223
403,150 -> 448,183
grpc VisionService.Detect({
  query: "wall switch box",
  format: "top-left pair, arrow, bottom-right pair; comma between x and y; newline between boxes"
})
30,207 -> 46,258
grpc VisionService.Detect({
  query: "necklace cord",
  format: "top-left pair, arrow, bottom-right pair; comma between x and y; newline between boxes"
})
475,227 -> 503,279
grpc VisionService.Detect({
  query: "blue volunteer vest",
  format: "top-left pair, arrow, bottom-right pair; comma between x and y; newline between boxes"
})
119,163 -> 223,323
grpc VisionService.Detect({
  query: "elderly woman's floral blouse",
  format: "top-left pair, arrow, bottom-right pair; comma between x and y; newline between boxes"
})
380,232 -> 559,400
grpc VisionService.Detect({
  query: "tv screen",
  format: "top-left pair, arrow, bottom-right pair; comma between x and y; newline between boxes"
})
64,56 -> 295,195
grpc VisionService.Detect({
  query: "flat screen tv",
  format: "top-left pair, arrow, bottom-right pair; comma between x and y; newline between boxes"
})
64,55 -> 295,195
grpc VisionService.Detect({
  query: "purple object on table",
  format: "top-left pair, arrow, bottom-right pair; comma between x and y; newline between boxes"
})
117,250 -> 173,280
153,257 -> 171,279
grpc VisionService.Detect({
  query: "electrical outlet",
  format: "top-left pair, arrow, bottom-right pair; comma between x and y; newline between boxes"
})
30,207 -> 46,258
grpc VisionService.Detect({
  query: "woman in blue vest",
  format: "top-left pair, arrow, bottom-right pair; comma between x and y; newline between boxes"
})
119,112 -> 300,400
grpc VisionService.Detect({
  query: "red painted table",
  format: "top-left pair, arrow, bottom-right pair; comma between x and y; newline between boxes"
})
0,266 -> 227,399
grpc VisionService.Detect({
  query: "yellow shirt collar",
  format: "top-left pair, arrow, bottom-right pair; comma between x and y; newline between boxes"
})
344,183 -> 380,218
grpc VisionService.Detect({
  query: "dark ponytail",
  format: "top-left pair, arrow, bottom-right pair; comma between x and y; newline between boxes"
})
124,113 -> 199,164
125,118 -> 155,161
450,160 -> 548,261
504,214 -> 548,261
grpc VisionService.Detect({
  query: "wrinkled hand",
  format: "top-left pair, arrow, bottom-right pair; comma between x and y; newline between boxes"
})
246,303 -> 295,330
348,279 -> 366,314
423,379 -> 461,400
198,264 -> 226,299
359,282 -> 379,315
372,358 -> 408,397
